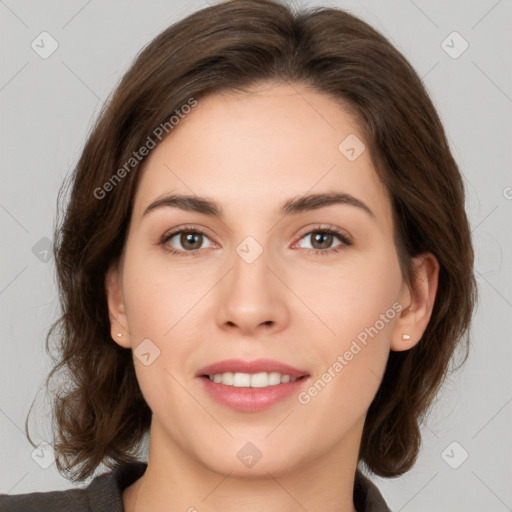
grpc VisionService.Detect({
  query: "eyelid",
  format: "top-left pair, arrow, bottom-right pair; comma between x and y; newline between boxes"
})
160,224 -> 217,246
294,223 -> 352,242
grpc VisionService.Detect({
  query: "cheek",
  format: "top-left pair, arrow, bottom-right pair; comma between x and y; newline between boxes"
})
296,247 -> 401,403
121,245 -> 206,341
296,246 -> 402,346
120,244 -> 217,391
120,250 -> 199,413
297,279 -> 399,427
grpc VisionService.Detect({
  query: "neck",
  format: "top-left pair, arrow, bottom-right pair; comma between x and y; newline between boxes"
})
123,418 -> 363,512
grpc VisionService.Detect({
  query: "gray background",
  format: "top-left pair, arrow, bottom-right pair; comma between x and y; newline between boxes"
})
1,0 -> 511,510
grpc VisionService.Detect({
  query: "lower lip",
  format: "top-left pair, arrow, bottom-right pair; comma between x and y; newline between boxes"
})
198,376 -> 309,412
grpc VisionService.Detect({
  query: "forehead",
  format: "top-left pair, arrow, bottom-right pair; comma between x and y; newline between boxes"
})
131,82 -> 392,229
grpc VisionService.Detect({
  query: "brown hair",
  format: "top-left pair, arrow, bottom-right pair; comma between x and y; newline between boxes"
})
26,0 -> 477,481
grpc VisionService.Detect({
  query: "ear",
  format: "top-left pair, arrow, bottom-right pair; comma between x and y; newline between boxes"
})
391,252 -> 439,352
105,263 -> 131,349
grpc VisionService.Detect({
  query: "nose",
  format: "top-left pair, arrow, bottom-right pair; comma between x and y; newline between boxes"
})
215,242 -> 290,337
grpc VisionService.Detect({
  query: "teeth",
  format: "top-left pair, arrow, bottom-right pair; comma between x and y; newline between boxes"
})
207,372 -> 298,387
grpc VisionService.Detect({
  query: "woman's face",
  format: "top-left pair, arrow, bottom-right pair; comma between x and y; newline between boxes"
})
108,81 -> 415,477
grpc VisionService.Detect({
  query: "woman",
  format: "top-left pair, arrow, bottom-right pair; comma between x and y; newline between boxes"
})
0,0 -> 476,510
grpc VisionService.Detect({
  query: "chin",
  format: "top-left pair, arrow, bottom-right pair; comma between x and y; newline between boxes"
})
199,447 -> 302,480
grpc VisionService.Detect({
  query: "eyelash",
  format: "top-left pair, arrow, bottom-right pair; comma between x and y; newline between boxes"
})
160,224 -> 352,257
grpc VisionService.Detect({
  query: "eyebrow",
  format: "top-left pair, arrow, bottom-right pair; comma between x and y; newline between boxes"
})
142,192 -> 375,219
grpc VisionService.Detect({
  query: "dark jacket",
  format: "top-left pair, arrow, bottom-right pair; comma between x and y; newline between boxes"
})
0,462 -> 391,511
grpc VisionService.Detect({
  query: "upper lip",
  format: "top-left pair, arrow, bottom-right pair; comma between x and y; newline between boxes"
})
196,359 -> 309,379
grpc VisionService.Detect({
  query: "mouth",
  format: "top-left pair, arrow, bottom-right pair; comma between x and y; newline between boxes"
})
196,359 -> 310,412
200,372 -> 308,388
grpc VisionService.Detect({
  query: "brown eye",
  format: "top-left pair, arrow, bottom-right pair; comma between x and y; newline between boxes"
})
296,227 -> 352,256
162,228 -> 214,255
179,231 -> 204,250
310,231 -> 335,250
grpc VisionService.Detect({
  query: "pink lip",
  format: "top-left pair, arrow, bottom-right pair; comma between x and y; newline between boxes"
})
196,359 -> 310,412
196,358 -> 309,379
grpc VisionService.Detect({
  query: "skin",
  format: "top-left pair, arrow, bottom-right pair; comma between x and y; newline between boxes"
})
105,81 -> 439,512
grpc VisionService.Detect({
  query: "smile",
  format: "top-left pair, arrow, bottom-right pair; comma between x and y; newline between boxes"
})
205,371 -> 299,387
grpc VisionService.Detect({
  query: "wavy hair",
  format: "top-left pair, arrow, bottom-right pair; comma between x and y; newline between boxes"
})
26,0 -> 477,481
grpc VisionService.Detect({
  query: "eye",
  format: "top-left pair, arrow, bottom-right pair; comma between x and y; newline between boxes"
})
295,226 -> 352,255
161,225 -> 215,256
160,224 -> 352,257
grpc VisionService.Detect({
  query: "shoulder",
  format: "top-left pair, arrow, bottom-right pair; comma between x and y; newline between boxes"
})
0,461 -> 147,512
0,486 -> 92,512
354,468 -> 392,512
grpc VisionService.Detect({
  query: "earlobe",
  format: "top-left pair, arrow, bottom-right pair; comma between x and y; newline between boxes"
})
391,252 -> 439,352
105,264 -> 131,348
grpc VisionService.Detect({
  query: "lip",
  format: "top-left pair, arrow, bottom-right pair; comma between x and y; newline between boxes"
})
196,358 -> 309,379
196,359 -> 310,412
